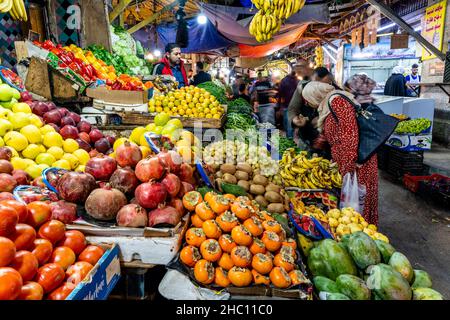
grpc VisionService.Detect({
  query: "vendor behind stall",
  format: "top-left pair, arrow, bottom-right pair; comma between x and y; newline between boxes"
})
153,43 -> 188,88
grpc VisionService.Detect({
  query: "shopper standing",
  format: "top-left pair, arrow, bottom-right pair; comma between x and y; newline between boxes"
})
405,63 -> 421,97
238,83 -> 251,103
302,79 -> 379,225
251,72 -> 276,125
192,61 -> 211,86
278,70 -> 299,138
153,43 -> 188,88
384,66 -> 407,96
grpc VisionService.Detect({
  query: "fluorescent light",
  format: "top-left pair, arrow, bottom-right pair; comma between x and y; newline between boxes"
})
197,14 -> 207,25
414,26 -> 422,31
377,22 -> 396,32
153,49 -> 161,57
322,46 -> 336,63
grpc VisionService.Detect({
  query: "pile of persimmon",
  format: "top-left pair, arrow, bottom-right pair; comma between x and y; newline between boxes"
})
0,199 -> 105,300
181,191 -> 308,289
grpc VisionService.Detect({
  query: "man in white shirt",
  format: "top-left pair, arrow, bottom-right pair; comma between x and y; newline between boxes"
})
405,63 -> 421,97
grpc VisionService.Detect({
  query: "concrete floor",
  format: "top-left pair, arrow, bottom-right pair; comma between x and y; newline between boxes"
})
378,172 -> 450,299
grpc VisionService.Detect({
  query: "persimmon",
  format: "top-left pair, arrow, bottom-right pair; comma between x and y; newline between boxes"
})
191,214 -> 204,228
282,238 -> 297,250
195,202 -> 215,221
203,191 -> 217,204
236,196 -> 251,205
252,253 -> 273,275
185,228 -> 206,247
260,211 -> 274,221
230,246 -> 252,268
208,195 -> 230,214
251,269 -> 270,286
218,234 -> 237,253
261,231 -> 281,252
273,253 -> 295,272
249,238 -> 266,255
214,267 -> 230,287
200,239 -> 222,262
182,191 -> 202,211
231,225 -> 253,246
218,253 -> 234,270
193,259 -> 215,284
243,216 -> 264,237
278,228 -> 287,242
227,267 -> 252,287
231,201 -> 251,220
223,194 -> 236,201
215,212 -> 239,232
280,245 -> 297,260
289,270 -> 310,286
202,220 -> 222,239
180,245 -> 202,267
269,267 -> 292,289
262,220 -> 282,233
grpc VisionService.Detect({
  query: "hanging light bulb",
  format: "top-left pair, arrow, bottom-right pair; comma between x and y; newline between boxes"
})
197,14 -> 207,25
153,49 -> 162,57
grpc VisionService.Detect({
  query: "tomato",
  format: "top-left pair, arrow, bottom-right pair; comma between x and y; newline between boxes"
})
10,224 -> 36,251
10,251 -> 39,282
0,236 -> 16,267
0,200 -> 28,223
57,230 -> 87,255
78,245 -> 104,266
38,220 -> 65,244
47,282 -> 76,300
26,201 -> 52,228
50,246 -> 76,270
17,281 -> 44,300
0,205 -> 18,237
32,239 -> 53,266
0,267 -> 23,300
66,261 -> 93,285
36,263 -> 65,293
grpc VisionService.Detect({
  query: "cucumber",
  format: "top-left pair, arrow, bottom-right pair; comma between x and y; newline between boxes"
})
221,182 -> 247,196
197,186 -> 215,198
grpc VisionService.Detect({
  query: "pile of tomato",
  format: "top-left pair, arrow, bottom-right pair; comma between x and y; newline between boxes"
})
0,199 -> 104,300
180,191 -> 309,289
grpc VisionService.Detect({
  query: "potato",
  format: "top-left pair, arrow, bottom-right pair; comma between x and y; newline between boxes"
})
267,203 -> 285,214
215,171 -> 223,178
264,191 -> 283,203
265,183 -> 281,193
234,170 -> 249,181
223,173 -> 237,184
210,163 -> 220,171
236,163 -> 252,174
215,178 -> 224,192
255,195 -> 268,208
220,163 -> 236,175
237,180 -> 250,191
250,184 -> 265,195
253,174 -> 268,186
246,193 -> 254,200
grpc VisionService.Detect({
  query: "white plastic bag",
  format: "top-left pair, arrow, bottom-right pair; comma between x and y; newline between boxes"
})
339,171 -> 366,213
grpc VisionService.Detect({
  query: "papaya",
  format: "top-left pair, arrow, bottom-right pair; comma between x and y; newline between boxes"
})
413,288 -> 443,300
313,276 -> 339,293
366,263 -> 412,300
319,292 -> 351,300
307,239 -> 357,281
347,232 -> 381,269
336,274 -> 371,300
411,270 -> 432,289
389,252 -> 414,283
374,240 -> 395,263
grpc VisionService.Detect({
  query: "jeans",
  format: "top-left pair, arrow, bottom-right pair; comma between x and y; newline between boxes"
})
283,108 -> 294,138
257,103 -> 276,125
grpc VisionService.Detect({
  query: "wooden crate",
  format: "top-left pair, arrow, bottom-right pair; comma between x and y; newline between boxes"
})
25,57 -> 52,100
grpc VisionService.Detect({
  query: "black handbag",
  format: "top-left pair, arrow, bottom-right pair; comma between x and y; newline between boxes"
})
327,94 -> 400,164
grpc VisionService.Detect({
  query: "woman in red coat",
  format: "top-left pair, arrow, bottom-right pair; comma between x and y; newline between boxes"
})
301,79 -> 379,225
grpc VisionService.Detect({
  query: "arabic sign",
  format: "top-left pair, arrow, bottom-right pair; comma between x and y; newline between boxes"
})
422,0 -> 447,60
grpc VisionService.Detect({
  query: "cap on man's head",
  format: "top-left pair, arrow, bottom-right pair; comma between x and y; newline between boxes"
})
165,43 -> 180,54
412,63 -> 419,68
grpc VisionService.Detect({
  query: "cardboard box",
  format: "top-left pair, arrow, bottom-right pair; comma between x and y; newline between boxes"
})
86,87 -> 149,104
66,243 -> 121,300
386,133 -> 432,151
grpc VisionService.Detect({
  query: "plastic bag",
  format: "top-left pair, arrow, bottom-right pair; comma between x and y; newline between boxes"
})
339,172 -> 366,213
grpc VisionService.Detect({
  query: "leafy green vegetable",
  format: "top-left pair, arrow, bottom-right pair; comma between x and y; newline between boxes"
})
271,136 -> 301,156
225,113 -> 256,130
197,81 -> 227,104
394,118 -> 431,134
227,98 -> 253,116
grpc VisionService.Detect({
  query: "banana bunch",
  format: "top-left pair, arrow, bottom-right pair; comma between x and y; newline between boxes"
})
279,148 -> 342,190
250,0 -> 306,42
314,46 -> 323,67
1,0 -> 27,21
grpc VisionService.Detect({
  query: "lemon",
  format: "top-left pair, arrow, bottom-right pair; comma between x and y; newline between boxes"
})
43,132 -> 63,148
11,157 -> 29,170
8,112 -> 30,129
20,125 -> 42,144
0,137 -> 3,147
47,146 -> 64,160
113,137 -> 130,151
139,146 -> 151,158
4,131 -> 28,151
0,118 -> 13,136
213,114 -> 220,119
40,125 -> 56,135
145,123 -> 156,132
35,153 -> 56,166
72,149 -> 90,165
12,103 -> 32,113
139,134 -> 149,147
154,112 -> 170,126
130,127 -> 147,144
62,138 -> 79,153
22,144 -> 41,160
153,126 -> 163,134
62,153 -> 80,169
108,152 -> 116,159
52,159 -> 71,170
29,114 -> 43,128
75,165 -> 85,172
26,164 -> 49,179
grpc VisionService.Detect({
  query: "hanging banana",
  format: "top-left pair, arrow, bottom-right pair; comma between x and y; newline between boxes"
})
1,0 -> 27,21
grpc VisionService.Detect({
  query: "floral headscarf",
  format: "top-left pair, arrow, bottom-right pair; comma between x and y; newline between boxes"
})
345,74 -> 376,104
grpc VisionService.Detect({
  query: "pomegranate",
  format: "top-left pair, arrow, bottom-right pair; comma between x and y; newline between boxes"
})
116,204 -> 147,227
157,151 -> 182,174
115,142 -> 142,168
77,121 -> 91,133
94,138 -> 111,154
31,177 -> 46,188
89,149 -> 99,158
12,170 -> 30,185
43,109 -> 62,125
161,173 -> 181,197
50,201 -> 77,224
178,163 -> 194,182
169,198 -> 185,217
0,147 -> 12,161
60,125 -> 79,140
148,206 -> 181,228
109,167 -> 140,195
135,157 -> 165,182
106,136 -> 115,146
177,182 -> 194,198
129,198 -> 139,205
89,129 -> 103,144
0,174 -> 17,192
78,132 -> 90,144
105,148 -> 114,155
134,182 -> 167,209
0,192 -> 15,201
85,155 -> 117,181
85,187 -> 127,221
67,112 -> 81,124
75,139 -> 91,152
60,116 -> 75,127
0,160 -> 13,174
56,172 -> 96,203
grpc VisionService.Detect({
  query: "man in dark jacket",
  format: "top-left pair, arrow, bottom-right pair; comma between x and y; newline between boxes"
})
153,43 -> 188,88
384,66 -> 407,96
192,61 -> 211,86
